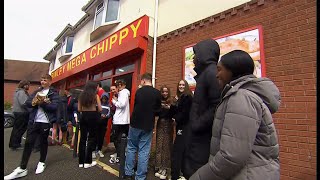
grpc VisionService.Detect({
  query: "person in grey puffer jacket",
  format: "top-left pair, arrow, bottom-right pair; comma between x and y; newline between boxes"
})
9,80 -> 30,150
190,50 -> 280,180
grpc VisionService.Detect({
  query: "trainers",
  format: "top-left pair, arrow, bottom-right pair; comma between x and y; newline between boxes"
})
97,150 -> 104,158
79,164 -> 84,168
4,167 -> 28,180
177,176 -> 187,180
35,162 -> 46,174
84,161 -> 97,168
110,153 -> 117,158
155,169 -> 163,177
92,152 -> 96,159
159,169 -> 167,180
109,157 -> 119,164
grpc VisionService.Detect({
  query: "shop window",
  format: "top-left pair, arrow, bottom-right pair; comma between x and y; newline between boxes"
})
102,70 -> 112,77
93,0 -> 120,30
93,73 -> 101,80
115,64 -> 134,75
100,79 -> 112,92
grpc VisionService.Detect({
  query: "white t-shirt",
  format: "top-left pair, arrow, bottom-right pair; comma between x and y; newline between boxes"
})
112,88 -> 130,125
35,89 -> 50,123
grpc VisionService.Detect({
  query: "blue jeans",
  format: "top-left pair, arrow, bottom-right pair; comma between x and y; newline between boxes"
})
125,126 -> 153,180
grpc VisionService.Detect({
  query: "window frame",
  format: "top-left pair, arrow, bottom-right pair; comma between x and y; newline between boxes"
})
61,36 -> 74,55
92,0 -> 121,31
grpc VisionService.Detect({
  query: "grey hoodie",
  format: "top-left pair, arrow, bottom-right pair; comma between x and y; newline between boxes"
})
190,75 -> 281,180
12,88 -> 29,113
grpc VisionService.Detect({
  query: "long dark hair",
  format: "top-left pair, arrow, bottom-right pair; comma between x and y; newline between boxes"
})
160,85 -> 172,105
176,79 -> 193,98
79,81 -> 98,108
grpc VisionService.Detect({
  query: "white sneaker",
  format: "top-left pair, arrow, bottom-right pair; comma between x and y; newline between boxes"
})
35,162 -> 46,174
177,176 -> 187,180
92,152 -> 96,159
84,161 -> 97,168
159,169 -> 167,180
155,169 -> 163,177
97,150 -> 104,158
109,157 -> 119,164
79,164 -> 84,168
110,153 -> 117,158
4,167 -> 28,180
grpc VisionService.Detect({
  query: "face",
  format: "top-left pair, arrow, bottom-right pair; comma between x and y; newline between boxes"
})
110,86 -> 117,93
178,80 -> 185,93
216,62 -> 233,89
161,88 -> 169,99
40,78 -> 51,89
140,79 -> 146,86
23,84 -> 29,91
101,97 -> 107,103
117,83 -> 125,91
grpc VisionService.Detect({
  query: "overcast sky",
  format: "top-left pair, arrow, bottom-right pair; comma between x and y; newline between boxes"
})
4,0 -> 89,62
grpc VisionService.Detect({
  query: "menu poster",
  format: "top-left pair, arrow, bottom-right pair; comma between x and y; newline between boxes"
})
183,26 -> 265,89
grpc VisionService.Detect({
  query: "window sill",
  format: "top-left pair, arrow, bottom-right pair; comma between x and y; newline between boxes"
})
59,53 -> 72,62
90,21 -> 121,42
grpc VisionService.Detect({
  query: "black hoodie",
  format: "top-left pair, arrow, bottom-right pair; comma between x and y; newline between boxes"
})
184,39 -> 222,178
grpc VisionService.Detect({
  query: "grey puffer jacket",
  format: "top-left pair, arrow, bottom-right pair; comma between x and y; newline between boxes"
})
12,88 -> 29,113
190,75 -> 281,180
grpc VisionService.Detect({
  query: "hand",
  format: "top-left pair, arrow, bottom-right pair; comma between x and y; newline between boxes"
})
113,96 -> 118,101
43,97 -> 51,104
101,114 -> 106,118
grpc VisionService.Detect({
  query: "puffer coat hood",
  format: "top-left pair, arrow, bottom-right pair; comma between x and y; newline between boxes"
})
190,75 -> 281,180
223,74 -> 281,114
193,39 -> 220,76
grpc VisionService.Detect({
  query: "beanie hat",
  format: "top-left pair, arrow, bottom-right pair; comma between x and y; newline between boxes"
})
219,50 -> 255,80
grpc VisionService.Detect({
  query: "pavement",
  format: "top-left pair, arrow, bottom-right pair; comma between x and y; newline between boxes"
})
4,127 -> 161,180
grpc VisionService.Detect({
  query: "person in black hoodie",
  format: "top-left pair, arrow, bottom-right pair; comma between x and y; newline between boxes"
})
171,80 -> 193,180
183,39 -> 221,178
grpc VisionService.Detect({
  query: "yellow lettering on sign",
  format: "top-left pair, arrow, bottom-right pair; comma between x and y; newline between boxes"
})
71,58 -> 76,69
76,56 -> 81,66
90,46 -> 97,59
67,61 -> 72,71
105,38 -> 109,52
130,19 -> 142,38
97,41 -> 104,56
81,53 -> 87,63
109,34 -> 118,50
62,65 -> 66,73
119,28 -> 129,45
81,53 -> 86,63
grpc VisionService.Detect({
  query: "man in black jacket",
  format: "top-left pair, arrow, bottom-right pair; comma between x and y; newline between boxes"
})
124,73 -> 162,180
183,39 -> 221,178
4,74 -> 59,180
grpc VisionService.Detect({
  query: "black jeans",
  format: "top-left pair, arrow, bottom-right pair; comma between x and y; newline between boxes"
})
78,111 -> 99,165
9,112 -> 29,149
20,122 -> 51,169
171,130 -> 187,180
96,118 -> 108,151
112,124 -> 129,157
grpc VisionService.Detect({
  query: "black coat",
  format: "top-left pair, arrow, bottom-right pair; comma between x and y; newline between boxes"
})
25,87 -> 60,124
172,94 -> 193,131
184,39 -> 222,178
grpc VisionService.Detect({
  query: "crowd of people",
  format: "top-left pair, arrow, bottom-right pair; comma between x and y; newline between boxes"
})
5,38 -> 281,180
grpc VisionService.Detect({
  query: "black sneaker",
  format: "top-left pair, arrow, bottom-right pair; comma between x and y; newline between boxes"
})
123,175 -> 134,180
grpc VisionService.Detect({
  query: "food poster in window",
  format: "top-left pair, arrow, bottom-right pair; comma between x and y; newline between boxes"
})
183,26 -> 265,89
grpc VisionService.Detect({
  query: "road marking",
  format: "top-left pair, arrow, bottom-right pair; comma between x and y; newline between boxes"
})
62,143 -> 119,177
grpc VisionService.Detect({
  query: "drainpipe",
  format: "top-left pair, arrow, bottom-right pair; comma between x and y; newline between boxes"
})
152,0 -> 159,87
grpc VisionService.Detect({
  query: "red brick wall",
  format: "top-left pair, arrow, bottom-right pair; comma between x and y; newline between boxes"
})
4,82 -> 40,106
154,0 -> 316,179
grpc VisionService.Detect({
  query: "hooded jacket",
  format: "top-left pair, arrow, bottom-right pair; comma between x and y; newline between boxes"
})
184,39 -> 222,177
101,92 -> 112,119
25,87 -> 60,124
190,75 -> 281,180
112,88 -> 130,125
12,88 -> 29,113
